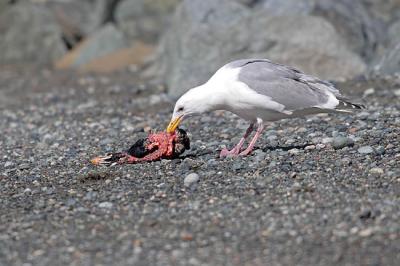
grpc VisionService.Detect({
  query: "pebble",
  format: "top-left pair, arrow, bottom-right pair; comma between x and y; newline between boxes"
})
375,146 -> 386,155
4,161 -> 14,168
358,146 -> 374,154
19,163 -> 30,170
288,148 -> 300,155
98,202 -> 113,209
322,137 -> 333,144
304,145 -> 316,150
253,150 -> 266,161
232,162 -> 243,170
359,228 -> 374,237
99,138 -> 113,145
291,182 -> 302,192
332,136 -> 354,149
316,144 -> 326,149
363,88 -> 375,97
369,168 -> 384,175
184,173 -> 200,188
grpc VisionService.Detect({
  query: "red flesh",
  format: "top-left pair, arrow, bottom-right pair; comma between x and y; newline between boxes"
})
96,131 -> 180,165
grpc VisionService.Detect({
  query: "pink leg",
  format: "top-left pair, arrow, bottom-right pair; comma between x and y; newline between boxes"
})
239,121 -> 264,156
220,123 -> 254,157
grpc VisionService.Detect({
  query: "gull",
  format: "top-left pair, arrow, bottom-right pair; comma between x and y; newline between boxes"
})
166,59 -> 364,157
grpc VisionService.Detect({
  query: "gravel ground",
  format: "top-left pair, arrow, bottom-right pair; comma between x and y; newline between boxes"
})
0,67 -> 399,266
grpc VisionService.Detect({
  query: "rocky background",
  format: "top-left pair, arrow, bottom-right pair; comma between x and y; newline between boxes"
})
0,0 -> 400,266
1,0 -> 400,96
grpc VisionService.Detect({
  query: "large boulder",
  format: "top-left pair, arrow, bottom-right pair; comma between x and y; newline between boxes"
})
261,0 -> 316,15
372,20 -> 400,74
313,0 -> 384,63
48,0 -> 120,49
115,0 -> 181,43
259,0 -> 383,63
365,0 -> 400,24
55,24 -> 128,69
0,2 -> 66,65
49,0 -> 115,36
156,0 -> 367,98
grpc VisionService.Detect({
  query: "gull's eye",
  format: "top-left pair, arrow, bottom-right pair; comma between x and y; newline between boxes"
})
177,106 -> 184,112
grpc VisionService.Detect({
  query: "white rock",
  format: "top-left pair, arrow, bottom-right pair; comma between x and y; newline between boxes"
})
369,168 -> 384,175
98,202 -> 113,209
184,173 -> 200,187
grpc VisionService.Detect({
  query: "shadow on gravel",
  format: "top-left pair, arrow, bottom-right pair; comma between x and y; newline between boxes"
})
179,143 -> 313,160
77,171 -> 120,184
261,143 -> 312,152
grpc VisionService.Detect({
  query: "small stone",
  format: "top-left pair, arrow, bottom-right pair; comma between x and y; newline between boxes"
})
253,150 -> 266,161
369,168 -> 384,175
291,182 -> 302,192
184,173 -> 200,188
99,138 -> 113,145
316,144 -> 326,149
24,188 -> 32,194
66,198 -> 76,207
322,137 -> 333,144
98,202 -> 113,209
4,161 -> 14,168
180,232 -> 194,241
363,88 -> 375,97
358,146 -> 374,154
288,148 -> 300,155
332,136 -> 354,149
375,146 -> 385,155
305,145 -> 316,150
18,163 -> 30,170
359,228 -> 373,237
232,162 -> 243,171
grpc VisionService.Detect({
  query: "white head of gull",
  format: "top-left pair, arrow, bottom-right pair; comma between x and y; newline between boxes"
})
167,59 -> 364,157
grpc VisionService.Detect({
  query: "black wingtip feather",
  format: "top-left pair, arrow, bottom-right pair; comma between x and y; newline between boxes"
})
338,100 -> 365,110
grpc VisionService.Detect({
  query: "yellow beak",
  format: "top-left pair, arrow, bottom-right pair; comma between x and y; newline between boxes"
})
167,116 -> 182,133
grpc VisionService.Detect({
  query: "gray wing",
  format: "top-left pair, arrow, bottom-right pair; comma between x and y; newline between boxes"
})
229,59 -> 342,111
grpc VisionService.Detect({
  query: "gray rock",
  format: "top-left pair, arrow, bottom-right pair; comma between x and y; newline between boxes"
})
0,1 -> 8,15
388,20 -> 400,45
369,167 -> 384,175
261,0 -> 316,15
115,0 -> 180,43
98,202 -> 114,209
184,173 -> 200,187
375,146 -> 386,155
4,161 -> 14,168
373,20 -> 400,74
314,0 -> 384,63
365,0 -> 400,24
49,0 -> 114,37
18,163 -> 30,170
358,146 -> 374,154
0,2 -> 66,65
291,182 -> 302,192
45,0 -> 119,50
69,24 -> 127,67
156,0 -> 366,98
253,150 -> 267,161
332,136 -> 355,149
